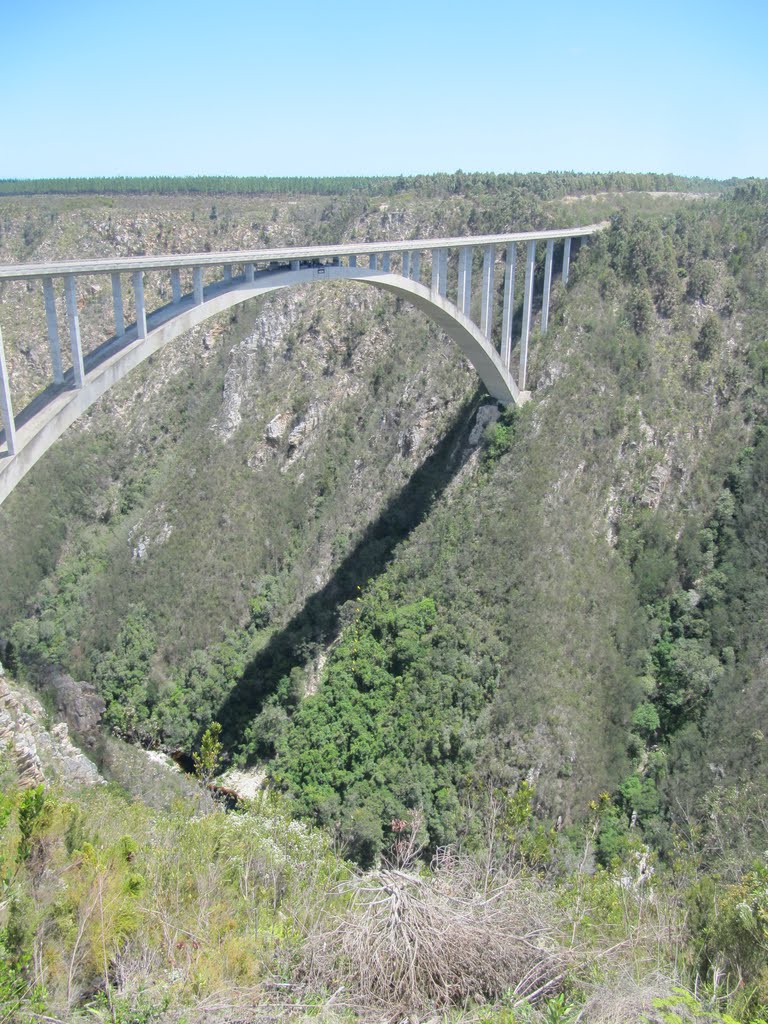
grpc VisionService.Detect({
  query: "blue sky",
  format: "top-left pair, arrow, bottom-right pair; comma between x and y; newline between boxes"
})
2,0 -> 766,179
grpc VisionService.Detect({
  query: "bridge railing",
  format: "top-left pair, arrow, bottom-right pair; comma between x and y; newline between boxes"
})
0,226 -> 603,456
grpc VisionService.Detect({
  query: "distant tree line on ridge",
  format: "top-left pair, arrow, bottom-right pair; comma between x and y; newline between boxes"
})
0,170 -> 733,200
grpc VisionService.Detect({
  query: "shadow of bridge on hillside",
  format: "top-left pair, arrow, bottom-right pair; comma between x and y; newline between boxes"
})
215,388 -> 489,758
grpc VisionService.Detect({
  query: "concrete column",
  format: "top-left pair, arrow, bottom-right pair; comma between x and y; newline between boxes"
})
290,259 -> 300,270
438,248 -> 448,297
349,255 -> 357,268
0,324 -> 17,455
500,243 -> 517,370
223,265 -> 232,283
43,277 -> 64,384
381,252 -> 391,272
111,272 -> 125,338
370,253 -> 378,271
480,244 -> 495,338
519,240 -> 536,392
193,267 -> 204,305
562,237 -> 571,284
245,263 -> 255,282
171,268 -> 182,304
65,275 -> 85,388
402,251 -> 410,278
541,238 -> 554,334
432,248 -> 448,297
457,246 -> 472,316
132,271 -> 147,340
411,251 -> 421,283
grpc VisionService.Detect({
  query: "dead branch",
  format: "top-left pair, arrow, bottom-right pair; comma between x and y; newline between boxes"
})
300,867 -> 572,1015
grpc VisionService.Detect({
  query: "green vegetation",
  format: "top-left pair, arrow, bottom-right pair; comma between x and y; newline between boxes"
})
0,169 -> 727,199
2,174 -> 768,1021
0,739 -> 767,1022
193,721 -> 223,783
0,760 -> 347,1023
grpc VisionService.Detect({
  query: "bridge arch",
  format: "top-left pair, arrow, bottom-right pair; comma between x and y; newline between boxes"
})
0,265 -> 523,505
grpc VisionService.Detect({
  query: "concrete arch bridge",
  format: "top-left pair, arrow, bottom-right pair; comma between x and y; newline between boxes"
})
0,224 -> 602,504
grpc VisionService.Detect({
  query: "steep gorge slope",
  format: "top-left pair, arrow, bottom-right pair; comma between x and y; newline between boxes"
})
0,189 -> 511,751
275,188 -> 768,860
2,181 -> 766,869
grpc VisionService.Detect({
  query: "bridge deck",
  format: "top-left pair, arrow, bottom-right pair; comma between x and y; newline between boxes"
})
0,224 -> 607,281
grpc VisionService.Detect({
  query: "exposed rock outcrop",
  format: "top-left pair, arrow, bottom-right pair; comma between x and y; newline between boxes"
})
0,670 -> 104,789
468,403 -> 500,446
39,666 -> 106,751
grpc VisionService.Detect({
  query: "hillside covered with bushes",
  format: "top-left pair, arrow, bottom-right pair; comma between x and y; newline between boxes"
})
1,174 -> 767,1022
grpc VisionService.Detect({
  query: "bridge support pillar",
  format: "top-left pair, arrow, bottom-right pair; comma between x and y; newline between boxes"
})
348,255 -> 357,268
111,272 -> 125,338
245,263 -> 254,282
370,254 -> 378,271
500,243 -> 516,370
0,324 -> 17,455
402,251 -> 410,278
457,246 -> 472,316
519,240 -> 536,391
541,238 -> 554,334
480,244 -> 495,338
411,251 -> 421,283
43,278 -> 64,384
381,252 -> 390,272
65,275 -> 85,388
171,269 -> 182,303
223,265 -> 232,284
193,268 -> 204,306
432,248 -> 448,297
291,259 -> 300,270
562,237 -> 571,284
132,271 -> 147,340
112,272 -> 125,335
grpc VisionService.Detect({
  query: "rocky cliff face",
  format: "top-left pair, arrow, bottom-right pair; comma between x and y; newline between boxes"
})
0,664 -> 103,788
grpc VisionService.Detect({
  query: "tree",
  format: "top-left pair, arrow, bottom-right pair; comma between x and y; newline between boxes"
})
629,285 -> 654,335
193,722 -> 223,784
631,702 -> 660,739
695,313 -> 723,360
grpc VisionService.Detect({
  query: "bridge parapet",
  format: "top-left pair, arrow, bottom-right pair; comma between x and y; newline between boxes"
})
0,225 -> 604,498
